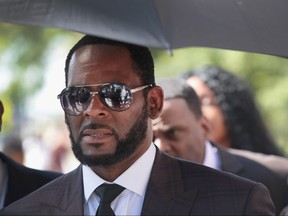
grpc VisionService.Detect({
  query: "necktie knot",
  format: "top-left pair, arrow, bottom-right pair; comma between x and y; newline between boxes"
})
95,183 -> 125,216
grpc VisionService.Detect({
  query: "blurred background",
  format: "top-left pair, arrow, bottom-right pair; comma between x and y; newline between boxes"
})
1,23 -> 288,173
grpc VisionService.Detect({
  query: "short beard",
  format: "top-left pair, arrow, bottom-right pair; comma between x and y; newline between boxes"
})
66,105 -> 149,167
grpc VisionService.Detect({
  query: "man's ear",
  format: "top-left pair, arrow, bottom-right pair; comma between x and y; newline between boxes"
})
0,100 -> 4,132
147,86 -> 163,119
200,115 -> 210,138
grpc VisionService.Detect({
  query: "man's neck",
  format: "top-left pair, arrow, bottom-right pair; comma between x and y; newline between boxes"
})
90,142 -> 151,181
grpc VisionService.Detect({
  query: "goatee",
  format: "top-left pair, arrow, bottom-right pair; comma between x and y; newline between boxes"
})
66,105 -> 149,166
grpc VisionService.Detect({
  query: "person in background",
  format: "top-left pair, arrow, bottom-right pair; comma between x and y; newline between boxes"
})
0,100 -> 62,208
3,35 -> 274,215
153,77 -> 287,214
182,66 -> 288,183
1,134 -> 24,165
182,66 -> 284,156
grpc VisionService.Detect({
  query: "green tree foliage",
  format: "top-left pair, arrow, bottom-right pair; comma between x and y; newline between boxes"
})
0,23 -> 81,133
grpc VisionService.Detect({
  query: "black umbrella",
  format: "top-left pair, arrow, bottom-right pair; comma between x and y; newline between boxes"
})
1,0 -> 288,57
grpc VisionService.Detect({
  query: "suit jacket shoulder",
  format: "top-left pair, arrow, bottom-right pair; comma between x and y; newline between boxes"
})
0,152 -> 62,206
3,165 -> 82,215
217,145 -> 288,215
141,148 -> 275,215
228,148 -> 288,179
3,150 -> 275,215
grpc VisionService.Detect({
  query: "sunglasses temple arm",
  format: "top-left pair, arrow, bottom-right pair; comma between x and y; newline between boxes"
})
131,84 -> 153,93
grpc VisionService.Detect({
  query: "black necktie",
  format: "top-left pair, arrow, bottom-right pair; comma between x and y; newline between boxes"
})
95,183 -> 125,216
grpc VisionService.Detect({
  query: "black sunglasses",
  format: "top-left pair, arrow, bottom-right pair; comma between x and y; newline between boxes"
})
57,83 -> 154,116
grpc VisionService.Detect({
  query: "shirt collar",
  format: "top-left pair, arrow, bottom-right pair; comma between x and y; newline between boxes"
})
203,141 -> 221,170
82,144 -> 156,203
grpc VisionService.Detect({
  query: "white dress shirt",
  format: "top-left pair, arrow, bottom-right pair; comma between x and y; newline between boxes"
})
83,144 -> 156,215
0,159 -> 8,208
202,141 -> 221,170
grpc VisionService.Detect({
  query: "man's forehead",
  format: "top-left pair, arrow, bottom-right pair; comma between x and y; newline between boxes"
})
73,46 -> 93,65
67,45 -> 138,85
71,44 -> 128,64
152,114 -> 174,129
152,119 -> 172,132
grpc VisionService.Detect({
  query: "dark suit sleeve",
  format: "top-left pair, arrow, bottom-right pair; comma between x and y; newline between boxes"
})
244,183 -> 275,215
4,154 -> 62,207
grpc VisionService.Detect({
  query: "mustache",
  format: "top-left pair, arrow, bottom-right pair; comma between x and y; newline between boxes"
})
79,123 -> 116,139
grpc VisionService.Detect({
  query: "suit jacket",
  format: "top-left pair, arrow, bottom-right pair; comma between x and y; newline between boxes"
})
228,148 -> 288,180
3,147 -> 274,215
217,145 -> 287,215
0,152 -> 62,207
280,205 -> 288,216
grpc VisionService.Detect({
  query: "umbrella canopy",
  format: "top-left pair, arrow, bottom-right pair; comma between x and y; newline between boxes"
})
1,0 -> 288,57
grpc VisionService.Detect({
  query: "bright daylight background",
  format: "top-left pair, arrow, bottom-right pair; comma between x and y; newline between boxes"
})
0,27 -> 82,173
1,23 -> 288,174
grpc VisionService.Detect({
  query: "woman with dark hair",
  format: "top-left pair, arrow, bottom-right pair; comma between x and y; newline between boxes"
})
182,66 -> 284,156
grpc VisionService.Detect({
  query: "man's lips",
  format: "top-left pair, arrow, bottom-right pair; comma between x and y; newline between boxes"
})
82,128 -> 114,143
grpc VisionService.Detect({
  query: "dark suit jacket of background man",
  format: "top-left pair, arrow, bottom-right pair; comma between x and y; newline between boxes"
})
229,148 -> 288,179
3,147 -> 274,215
0,152 -> 62,207
217,145 -> 287,215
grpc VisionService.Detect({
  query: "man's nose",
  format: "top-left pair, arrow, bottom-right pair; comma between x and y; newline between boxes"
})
83,94 -> 109,118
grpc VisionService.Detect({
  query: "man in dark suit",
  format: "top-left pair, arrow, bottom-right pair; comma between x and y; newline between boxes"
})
153,77 -> 287,214
0,101 -> 62,208
3,35 -> 274,215
219,147 -> 287,215
228,147 -> 288,180
0,152 -> 62,207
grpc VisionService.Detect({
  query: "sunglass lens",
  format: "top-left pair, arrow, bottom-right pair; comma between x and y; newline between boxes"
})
77,88 -> 91,104
61,87 -> 91,115
99,84 -> 132,111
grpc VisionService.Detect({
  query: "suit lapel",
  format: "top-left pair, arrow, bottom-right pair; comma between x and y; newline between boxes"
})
141,148 -> 198,215
36,166 -> 84,215
216,144 -> 244,174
